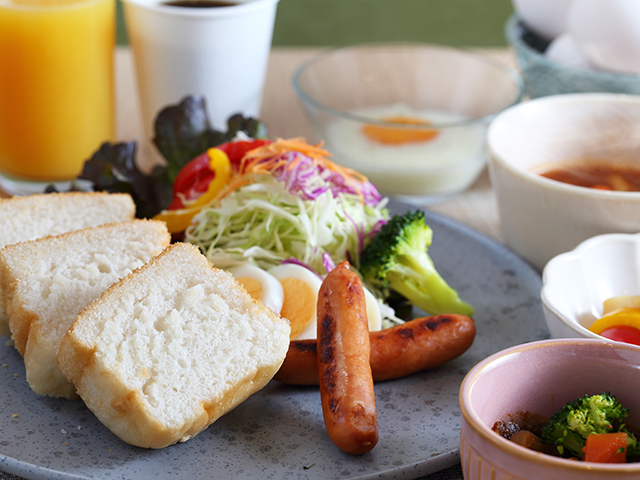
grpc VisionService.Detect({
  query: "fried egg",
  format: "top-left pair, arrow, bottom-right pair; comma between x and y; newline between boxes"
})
227,263 -> 284,314
326,104 -> 486,196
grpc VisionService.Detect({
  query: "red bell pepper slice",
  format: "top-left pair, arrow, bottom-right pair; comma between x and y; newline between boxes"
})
168,152 -> 213,210
216,139 -> 271,164
167,139 -> 271,210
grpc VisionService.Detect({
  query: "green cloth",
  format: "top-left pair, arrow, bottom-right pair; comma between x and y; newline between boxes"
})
116,0 -> 515,47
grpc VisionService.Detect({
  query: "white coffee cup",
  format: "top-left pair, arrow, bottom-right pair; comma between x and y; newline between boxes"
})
122,0 -> 279,152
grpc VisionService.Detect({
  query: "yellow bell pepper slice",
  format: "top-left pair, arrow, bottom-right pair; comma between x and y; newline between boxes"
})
154,147 -> 232,233
588,307 -> 640,334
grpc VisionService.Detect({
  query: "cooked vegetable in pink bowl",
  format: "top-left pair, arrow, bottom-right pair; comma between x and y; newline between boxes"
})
459,339 -> 640,479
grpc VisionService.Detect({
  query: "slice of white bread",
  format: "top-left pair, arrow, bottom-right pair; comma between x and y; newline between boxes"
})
0,219 -> 170,398
57,242 -> 291,449
0,192 -> 136,337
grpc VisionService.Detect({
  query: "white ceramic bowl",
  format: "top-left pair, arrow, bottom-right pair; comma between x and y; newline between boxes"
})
292,43 -> 524,204
541,232 -> 640,341
487,92 -> 640,271
459,338 -> 640,480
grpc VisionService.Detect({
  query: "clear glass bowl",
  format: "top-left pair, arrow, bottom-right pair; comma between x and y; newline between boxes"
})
292,42 -> 524,204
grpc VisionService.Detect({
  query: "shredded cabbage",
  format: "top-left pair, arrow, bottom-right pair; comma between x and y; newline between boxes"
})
186,173 -> 388,274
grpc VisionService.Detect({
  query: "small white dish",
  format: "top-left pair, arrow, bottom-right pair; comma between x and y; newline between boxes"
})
541,232 -> 640,340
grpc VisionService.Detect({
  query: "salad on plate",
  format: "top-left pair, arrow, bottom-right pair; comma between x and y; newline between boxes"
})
57,95 -> 473,341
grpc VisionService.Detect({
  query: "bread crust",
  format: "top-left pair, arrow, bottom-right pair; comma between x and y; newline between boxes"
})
58,243 -> 291,449
1,219 -> 170,398
0,192 -> 136,337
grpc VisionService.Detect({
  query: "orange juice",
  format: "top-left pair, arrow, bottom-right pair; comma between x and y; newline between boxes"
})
0,0 -> 115,181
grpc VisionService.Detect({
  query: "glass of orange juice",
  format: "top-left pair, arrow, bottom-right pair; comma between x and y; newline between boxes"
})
0,0 -> 115,194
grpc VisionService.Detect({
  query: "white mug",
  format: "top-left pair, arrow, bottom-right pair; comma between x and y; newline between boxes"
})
122,0 -> 279,153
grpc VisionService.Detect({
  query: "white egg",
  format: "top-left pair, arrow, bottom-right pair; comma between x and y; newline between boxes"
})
568,0 -> 640,74
227,264 -> 284,314
363,287 -> 383,333
268,263 -> 383,340
544,33 -> 595,69
512,0 -> 574,41
268,264 -> 323,340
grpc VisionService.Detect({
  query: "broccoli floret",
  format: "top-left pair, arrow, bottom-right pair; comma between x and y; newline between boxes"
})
359,210 -> 473,317
626,428 -> 640,459
541,392 -> 640,459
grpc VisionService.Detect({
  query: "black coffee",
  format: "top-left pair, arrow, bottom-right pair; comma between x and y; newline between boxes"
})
163,0 -> 236,7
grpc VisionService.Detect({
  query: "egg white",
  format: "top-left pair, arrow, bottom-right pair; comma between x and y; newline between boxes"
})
363,287 -> 383,333
227,263 -> 284,314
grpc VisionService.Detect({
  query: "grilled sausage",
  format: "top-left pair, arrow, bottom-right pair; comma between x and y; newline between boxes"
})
274,313 -> 476,385
317,262 -> 378,455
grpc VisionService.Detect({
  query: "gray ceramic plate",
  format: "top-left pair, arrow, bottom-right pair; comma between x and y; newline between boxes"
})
0,202 -> 549,480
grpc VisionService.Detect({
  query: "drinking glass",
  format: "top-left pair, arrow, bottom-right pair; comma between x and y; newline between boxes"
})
0,0 -> 115,194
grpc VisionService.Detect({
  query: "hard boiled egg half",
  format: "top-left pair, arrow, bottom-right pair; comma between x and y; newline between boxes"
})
267,264 -> 323,340
228,262 -> 382,340
226,264 -> 284,314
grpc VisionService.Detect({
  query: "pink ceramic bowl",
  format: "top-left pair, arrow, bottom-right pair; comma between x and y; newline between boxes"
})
459,339 -> 640,480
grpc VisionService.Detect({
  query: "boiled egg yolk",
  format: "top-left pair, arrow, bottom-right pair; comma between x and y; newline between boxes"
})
361,116 -> 439,145
268,264 -> 323,340
227,264 -> 284,314
268,264 -> 383,340
231,263 -> 383,341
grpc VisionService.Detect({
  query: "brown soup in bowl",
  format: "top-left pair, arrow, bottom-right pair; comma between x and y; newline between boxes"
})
538,162 -> 640,192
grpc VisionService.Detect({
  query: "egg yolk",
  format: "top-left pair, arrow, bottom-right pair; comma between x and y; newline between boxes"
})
361,115 -> 439,145
235,277 -> 263,302
279,278 -> 316,339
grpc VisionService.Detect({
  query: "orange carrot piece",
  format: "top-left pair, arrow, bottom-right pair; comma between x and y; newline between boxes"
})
582,432 -> 627,463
